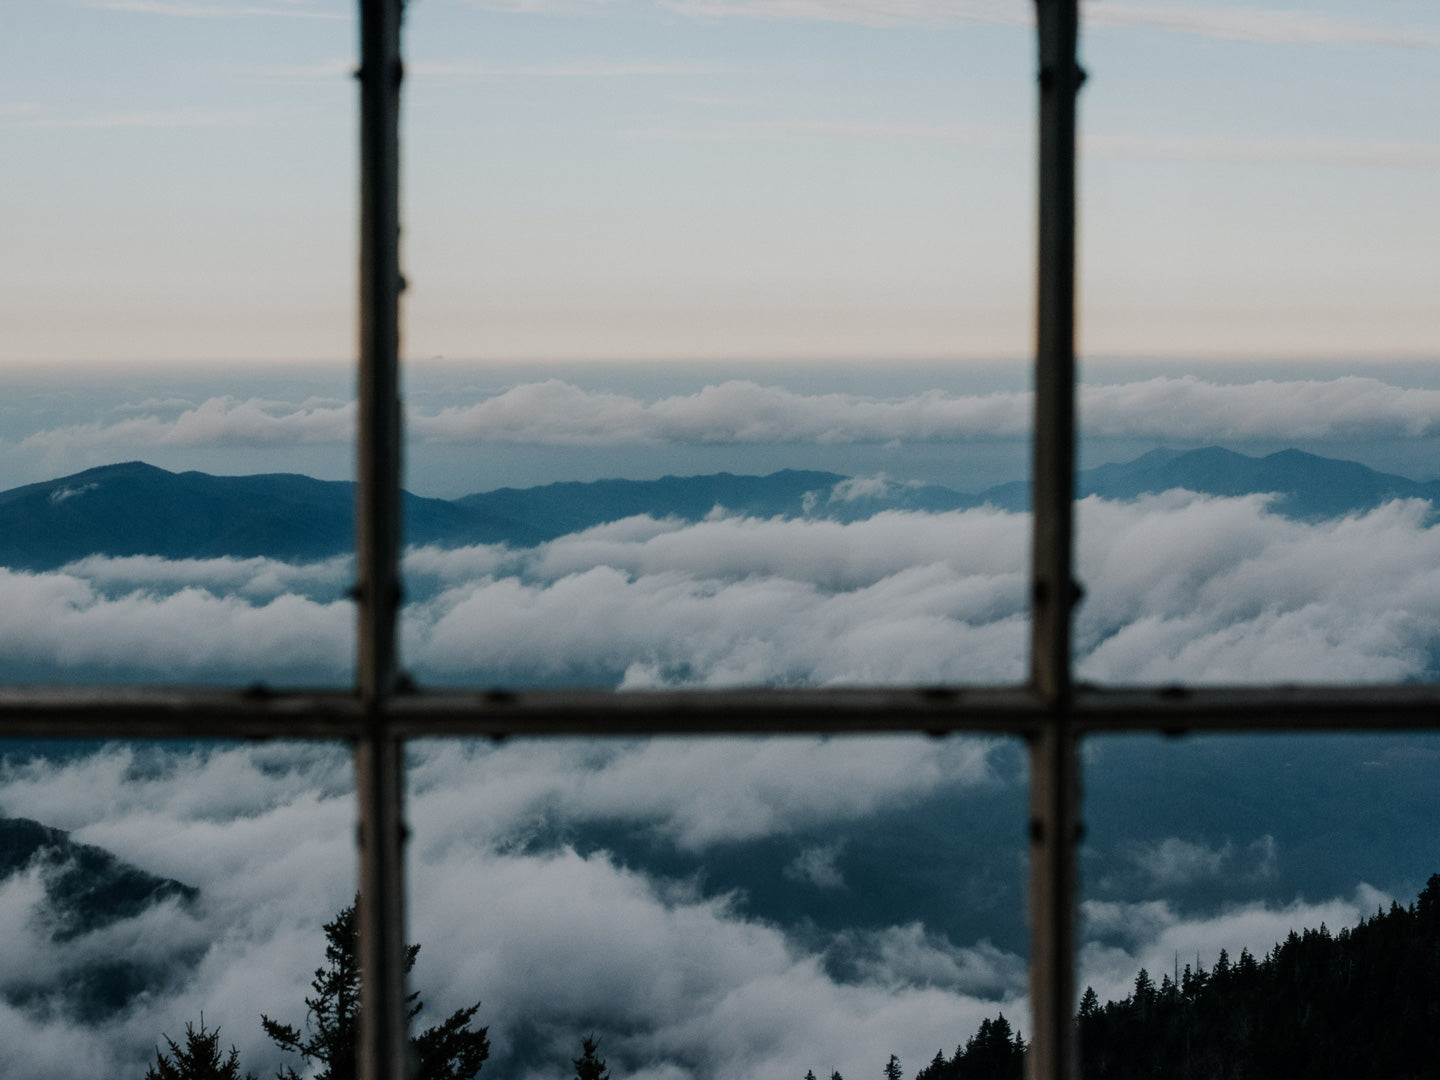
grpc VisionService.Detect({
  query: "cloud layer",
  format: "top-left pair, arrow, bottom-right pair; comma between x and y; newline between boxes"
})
0,737 -> 1022,1080
3,492 -> 1437,687
20,377 -> 1440,454
1,734 -> 1410,1080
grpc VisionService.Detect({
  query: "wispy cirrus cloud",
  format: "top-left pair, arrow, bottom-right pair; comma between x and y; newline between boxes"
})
12,107 -> 269,129
413,59 -> 731,77
1085,133 -> 1440,169
658,0 -> 1440,51
1086,2 -> 1440,51
619,118 -> 992,144
241,56 -> 727,83
658,0 -> 1028,29
94,0 -> 345,18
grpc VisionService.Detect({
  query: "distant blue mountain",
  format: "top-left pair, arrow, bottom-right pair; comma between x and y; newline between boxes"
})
0,463 -> 940,569
981,445 -> 1440,517
0,461 -> 508,570
0,447 -> 1431,569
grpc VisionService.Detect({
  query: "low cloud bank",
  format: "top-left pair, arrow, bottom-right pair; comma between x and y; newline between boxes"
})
2,493 -> 1436,687
0,738 -> 1408,1080
19,376 -> 1440,454
0,738 -> 1021,1080
1074,493 -> 1440,683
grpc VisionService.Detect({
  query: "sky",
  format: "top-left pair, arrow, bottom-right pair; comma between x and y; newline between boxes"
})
4,0 -> 1440,363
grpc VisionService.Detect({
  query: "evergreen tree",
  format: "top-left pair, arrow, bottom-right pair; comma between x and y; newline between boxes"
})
952,1015 -> 1024,1080
913,1050 -> 946,1080
262,900 -> 489,1080
572,1034 -> 610,1080
145,1019 -> 256,1080
805,1071 -> 818,1080
883,1053 -> 903,1080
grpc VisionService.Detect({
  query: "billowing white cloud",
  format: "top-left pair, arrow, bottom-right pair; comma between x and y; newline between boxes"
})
3,492 -> 1439,687
20,377 -> 1440,453
405,736 -> 999,851
834,925 -> 1026,999
0,567 -> 352,682
0,737 -> 1019,1080
21,396 -> 356,453
60,553 -> 352,603
1,732 -> 1409,1080
1109,835 -> 1277,892
1075,493 -> 1440,684
786,842 -> 847,889
0,744 -> 358,1080
825,474 -> 925,504
414,379 -> 1032,446
406,509 -> 1030,688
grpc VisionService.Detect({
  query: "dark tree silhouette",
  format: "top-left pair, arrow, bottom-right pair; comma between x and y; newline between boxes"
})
145,1018 -> 256,1080
977,872 -> 1440,1080
884,1053 -> 903,1080
262,900 -> 489,1080
572,1034 -> 610,1080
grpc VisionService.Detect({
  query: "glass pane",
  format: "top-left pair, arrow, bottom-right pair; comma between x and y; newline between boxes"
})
1079,732 -> 1440,1078
1076,4 -> 1440,684
406,735 -> 1030,1080
0,2 -> 357,687
398,3 -> 1038,689
0,737 -> 358,1079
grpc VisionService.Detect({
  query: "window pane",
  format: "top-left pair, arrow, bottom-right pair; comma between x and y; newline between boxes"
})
405,735 -> 1031,1080
1079,732 -> 1440,1077
0,3 -> 357,687
1075,5 -> 1440,684
398,4 -> 1037,689
0,737 -> 359,1079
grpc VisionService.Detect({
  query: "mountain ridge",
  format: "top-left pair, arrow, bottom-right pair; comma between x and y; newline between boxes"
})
0,815 -> 202,1021
1,447 -> 1433,570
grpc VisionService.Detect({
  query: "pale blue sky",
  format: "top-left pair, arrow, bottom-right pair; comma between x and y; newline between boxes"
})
4,0 -> 1439,363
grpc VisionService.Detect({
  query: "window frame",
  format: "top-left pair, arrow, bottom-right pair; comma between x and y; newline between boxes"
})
4,2 -> 1439,1078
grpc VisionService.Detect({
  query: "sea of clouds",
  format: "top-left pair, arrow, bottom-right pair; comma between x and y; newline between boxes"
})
2,489 -> 1436,687
0,737 -> 1025,1080
0,733 -> 1402,1080
3,488 -> 1433,1077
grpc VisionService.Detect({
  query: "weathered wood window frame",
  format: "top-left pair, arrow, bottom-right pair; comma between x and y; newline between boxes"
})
3,2 -> 1438,1078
